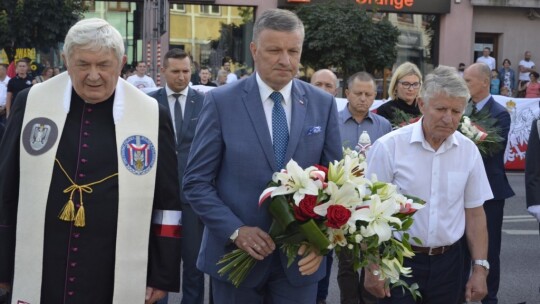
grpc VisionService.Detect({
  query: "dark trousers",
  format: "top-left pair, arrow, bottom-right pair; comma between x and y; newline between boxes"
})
380,242 -> 463,304
317,250 -> 333,301
211,253 -> 317,304
337,249 -> 378,304
463,199 -> 505,304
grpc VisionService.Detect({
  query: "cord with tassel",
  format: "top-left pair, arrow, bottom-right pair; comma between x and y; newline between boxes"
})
55,159 -> 118,227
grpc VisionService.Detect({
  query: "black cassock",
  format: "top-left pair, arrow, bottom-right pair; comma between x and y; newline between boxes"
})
0,88 -> 181,304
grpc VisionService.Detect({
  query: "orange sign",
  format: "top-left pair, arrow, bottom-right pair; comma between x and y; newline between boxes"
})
356,0 -> 413,10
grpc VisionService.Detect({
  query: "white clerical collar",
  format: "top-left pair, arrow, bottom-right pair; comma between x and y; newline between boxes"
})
63,76 -> 125,123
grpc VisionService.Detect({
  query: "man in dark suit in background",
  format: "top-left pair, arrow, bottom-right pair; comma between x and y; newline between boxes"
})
149,48 -> 205,304
525,119 -> 540,235
183,9 -> 342,304
463,62 -> 515,304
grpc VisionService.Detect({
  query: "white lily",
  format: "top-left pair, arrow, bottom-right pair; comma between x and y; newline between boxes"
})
328,155 -> 367,187
270,160 -> 322,206
350,194 -> 402,244
326,227 -> 348,247
380,257 -> 413,283
313,181 -> 362,218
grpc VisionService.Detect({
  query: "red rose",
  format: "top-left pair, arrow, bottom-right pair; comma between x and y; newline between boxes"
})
314,165 -> 328,181
325,205 -> 351,229
293,195 -> 319,222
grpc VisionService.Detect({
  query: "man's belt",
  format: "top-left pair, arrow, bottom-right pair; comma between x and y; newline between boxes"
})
411,242 -> 457,256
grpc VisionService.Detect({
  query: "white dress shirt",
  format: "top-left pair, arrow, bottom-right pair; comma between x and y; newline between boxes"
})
366,119 -> 493,247
256,73 -> 292,141
165,85 -> 189,136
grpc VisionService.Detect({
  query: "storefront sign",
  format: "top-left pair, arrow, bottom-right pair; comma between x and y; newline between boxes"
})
280,0 -> 450,14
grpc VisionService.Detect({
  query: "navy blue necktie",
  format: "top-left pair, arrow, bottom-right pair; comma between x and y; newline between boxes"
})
173,93 -> 182,143
270,91 -> 289,169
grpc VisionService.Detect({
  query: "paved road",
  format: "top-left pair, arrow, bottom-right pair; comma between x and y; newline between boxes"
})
167,172 -> 540,304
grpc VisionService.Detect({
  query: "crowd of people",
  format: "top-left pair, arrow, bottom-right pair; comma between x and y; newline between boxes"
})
0,8 -> 539,304
472,47 -> 539,99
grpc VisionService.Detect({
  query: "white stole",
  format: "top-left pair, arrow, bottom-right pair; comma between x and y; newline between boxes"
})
12,72 -> 159,303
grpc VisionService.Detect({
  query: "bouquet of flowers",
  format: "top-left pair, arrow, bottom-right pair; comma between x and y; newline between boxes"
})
217,152 -> 425,298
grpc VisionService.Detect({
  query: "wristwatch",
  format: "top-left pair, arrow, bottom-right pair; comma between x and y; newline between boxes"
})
229,228 -> 241,243
473,259 -> 490,271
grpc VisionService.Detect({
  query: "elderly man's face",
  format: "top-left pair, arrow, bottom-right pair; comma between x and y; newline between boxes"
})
311,71 -> 338,96
419,93 -> 465,147
250,29 -> 303,91
65,47 -> 125,104
463,66 -> 488,101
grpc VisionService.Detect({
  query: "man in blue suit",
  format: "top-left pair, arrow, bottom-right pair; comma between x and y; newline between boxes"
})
463,62 -> 515,304
149,48 -> 206,304
183,9 -> 342,304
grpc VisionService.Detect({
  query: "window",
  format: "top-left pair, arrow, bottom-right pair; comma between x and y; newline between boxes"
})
172,4 -> 185,12
200,5 -> 220,15
108,1 -> 130,12
397,13 -> 414,24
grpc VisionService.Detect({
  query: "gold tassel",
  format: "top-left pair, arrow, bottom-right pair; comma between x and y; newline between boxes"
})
58,199 -> 75,222
74,204 -> 86,227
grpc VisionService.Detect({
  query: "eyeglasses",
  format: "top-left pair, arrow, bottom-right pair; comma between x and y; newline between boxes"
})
398,81 -> 421,89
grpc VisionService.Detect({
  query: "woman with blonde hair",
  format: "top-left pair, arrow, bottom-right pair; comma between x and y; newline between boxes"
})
376,62 -> 422,121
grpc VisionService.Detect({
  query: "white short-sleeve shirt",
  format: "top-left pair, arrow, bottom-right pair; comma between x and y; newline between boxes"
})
366,119 -> 493,247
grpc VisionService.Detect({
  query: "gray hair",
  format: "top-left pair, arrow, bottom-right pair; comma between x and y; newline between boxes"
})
252,9 -> 304,45
63,18 -> 125,64
388,62 -> 423,99
420,65 -> 469,108
347,71 -> 376,92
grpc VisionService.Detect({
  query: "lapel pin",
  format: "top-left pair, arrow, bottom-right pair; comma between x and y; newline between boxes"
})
299,100 -> 304,105
191,100 -> 194,103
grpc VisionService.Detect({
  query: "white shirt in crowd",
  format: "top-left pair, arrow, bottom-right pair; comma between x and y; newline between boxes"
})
519,59 -> 535,81
476,55 -> 496,70
366,119 -> 493,247
226,72 -> 238,84
0,75 -> 10,107
126,74 -> 156,90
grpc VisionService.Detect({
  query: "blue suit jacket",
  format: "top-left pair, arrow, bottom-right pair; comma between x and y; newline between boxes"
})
148,87 -> 204,205
480,96 -> 515,200
183,75 -> 342,287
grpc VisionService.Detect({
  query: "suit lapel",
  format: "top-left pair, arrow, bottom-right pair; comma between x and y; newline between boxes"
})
286,80 -> 307,163
242,76 -> 276,170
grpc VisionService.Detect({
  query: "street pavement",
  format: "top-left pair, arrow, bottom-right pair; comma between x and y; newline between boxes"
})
166,172 -> 540,304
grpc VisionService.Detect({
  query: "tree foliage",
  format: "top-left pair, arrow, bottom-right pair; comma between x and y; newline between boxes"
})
295,1 -> 400,82
0,0 -> 87,62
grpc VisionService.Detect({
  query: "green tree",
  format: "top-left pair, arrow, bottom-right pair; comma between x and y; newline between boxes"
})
295,1 -> 400,86
0,0 -> 87,63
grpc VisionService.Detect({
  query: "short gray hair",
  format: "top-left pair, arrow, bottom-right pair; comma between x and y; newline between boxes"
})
252,9 -> 304,45
63,18 -> 125,64
420,65 -> 469,108
347,71 -> 376,92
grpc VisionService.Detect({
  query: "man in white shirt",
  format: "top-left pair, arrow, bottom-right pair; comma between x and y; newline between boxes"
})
476,47 -> 496,70
518,51 -> 536,96
126,61 -> 156,90
222,57 -> 238,84
364,66 -> 491,304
